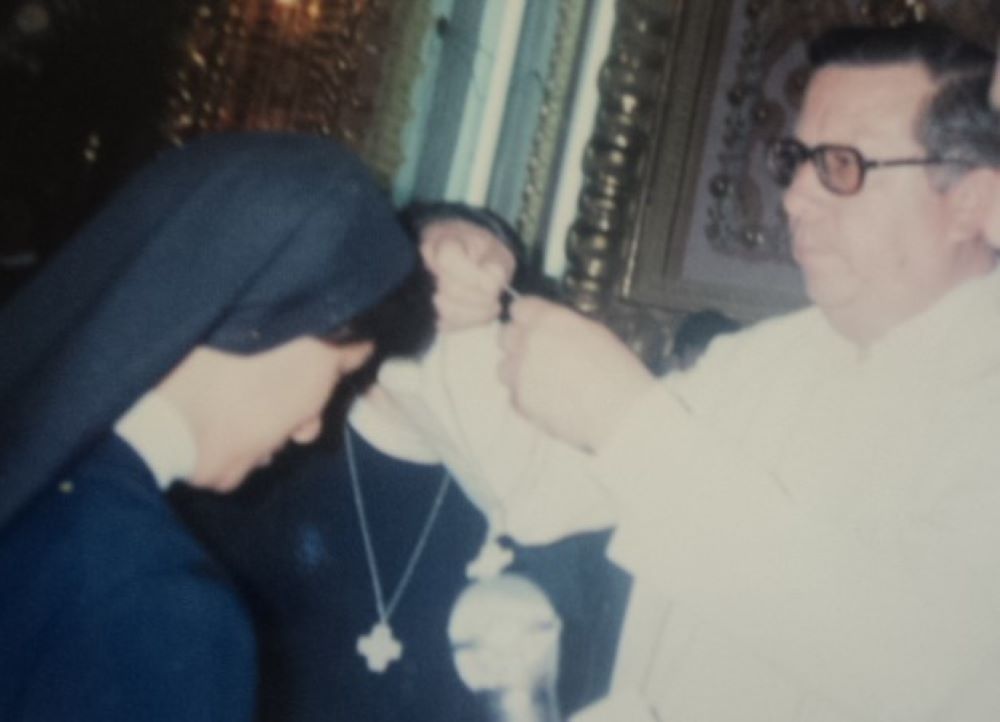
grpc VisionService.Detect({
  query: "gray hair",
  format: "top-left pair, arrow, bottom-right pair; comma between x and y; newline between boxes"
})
920,70 -> 1000,188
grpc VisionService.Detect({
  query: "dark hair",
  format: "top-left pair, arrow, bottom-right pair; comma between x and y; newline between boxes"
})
808,22 -> 993,80
921,69 -> 1000,175
400,200 -> 558,299
328,263 -> 435,358
400,201 -> 525,260
324,263 -> 436,404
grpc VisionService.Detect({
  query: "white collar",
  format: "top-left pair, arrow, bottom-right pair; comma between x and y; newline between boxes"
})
114,391 -> 197,491
861,267 -> 1000,365
348,390 -> 442,465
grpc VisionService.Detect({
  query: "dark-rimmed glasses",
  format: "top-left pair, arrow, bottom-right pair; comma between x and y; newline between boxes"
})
765,137 -> 973,196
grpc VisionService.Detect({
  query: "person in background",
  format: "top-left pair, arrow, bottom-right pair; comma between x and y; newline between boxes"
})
366,22 -> 1000,722
0,132 -> 429,722
172,203 -> 628,722
667,308 -> 742,372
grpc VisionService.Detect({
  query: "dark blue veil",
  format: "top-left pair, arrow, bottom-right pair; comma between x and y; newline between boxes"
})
0,132 -> 416,529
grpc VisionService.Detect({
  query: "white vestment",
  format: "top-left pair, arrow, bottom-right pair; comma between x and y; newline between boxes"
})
357,269 -> 1000,722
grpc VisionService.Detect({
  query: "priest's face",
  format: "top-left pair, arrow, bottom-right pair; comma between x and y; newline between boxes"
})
781,62 -> 968,346
161,336 -> 373,491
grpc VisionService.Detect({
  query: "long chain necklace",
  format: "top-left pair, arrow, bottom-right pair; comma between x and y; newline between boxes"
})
344,427 -> 452,673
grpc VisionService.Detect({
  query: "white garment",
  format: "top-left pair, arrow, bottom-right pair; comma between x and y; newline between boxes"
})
114,391 -> 197,490
363,268 -> 1000,722
357,325 -> 616,544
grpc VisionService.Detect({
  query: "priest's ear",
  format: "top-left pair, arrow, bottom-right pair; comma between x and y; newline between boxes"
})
942,168 -> 1000,249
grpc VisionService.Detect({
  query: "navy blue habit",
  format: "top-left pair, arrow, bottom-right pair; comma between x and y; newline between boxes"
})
0,132 -> 419,721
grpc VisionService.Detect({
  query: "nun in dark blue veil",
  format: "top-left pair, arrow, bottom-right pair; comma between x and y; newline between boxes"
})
0,132 -> 431,722
169,203 -> 630,722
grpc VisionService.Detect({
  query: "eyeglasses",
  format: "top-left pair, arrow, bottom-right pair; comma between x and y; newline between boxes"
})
765,137 -> 972,196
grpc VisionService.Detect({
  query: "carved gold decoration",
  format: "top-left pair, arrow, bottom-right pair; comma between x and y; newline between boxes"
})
557,0 -> 673,365
166,0 -> 396,161
562,0 -> 673,317
361,0 -> 435,186
516,0 -> 591,250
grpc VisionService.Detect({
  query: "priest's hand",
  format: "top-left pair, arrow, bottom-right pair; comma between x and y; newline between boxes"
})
419,219 -> 516,331
498,297 -> 656,452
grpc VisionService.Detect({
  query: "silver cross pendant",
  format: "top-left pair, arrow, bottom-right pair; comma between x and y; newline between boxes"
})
357,621 -> 403,673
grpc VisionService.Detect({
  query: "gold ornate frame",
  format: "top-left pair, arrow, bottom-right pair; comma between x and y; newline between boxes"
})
167,0 -> 418,184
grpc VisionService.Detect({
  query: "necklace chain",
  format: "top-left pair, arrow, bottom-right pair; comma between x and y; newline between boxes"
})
344,426 -> 451,623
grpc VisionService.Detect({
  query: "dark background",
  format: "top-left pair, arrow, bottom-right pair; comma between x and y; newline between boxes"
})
0,0 -> 195,301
